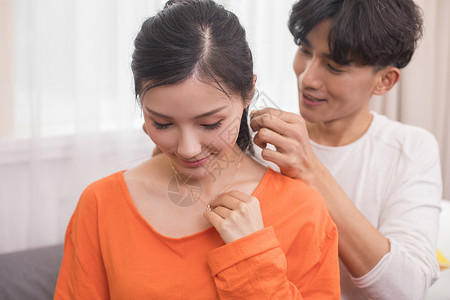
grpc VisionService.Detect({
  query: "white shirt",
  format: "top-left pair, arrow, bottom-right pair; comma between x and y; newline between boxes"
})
311,112 -> 442,300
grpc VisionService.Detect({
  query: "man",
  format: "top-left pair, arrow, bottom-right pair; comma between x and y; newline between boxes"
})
250,0 -> 442,299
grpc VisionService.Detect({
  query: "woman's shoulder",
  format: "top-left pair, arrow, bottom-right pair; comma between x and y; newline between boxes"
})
258,169 -> 329,218
79,171 -> 124,199
80,155 -> 162,207
258,169 -> 337,246
82,171 -> 125,194
75,171 -> 128,213
258,169 -> 322,199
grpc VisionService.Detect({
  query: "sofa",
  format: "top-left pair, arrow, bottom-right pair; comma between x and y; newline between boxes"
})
0,244 -> 63,300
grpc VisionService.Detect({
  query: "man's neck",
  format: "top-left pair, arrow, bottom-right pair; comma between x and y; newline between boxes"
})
306,111 -> 373,147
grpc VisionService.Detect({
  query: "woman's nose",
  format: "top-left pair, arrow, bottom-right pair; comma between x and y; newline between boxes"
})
177,130 -> 202,159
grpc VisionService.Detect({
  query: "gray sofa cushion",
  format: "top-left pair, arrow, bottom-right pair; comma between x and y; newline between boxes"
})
0,244 -> 64,300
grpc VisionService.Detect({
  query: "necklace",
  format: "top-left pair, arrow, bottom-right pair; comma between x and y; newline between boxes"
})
168,147 -> 247,211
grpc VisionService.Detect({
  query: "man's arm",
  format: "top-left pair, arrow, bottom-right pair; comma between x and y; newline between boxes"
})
250,107 -> 389,278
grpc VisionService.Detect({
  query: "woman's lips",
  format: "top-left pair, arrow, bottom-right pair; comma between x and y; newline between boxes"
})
302,93 -> 326,107
180,156 -> 209,168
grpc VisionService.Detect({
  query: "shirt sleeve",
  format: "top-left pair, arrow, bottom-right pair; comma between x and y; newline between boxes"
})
351,131 -> 442,299
206,226 -> 340,300
54,188 -> 110,300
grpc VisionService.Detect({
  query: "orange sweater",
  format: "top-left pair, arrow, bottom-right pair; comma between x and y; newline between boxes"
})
55,169 -> 340,299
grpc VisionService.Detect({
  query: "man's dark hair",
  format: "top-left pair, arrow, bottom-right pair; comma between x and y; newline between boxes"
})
132,0 -> 254,153
288,0 -> 423,68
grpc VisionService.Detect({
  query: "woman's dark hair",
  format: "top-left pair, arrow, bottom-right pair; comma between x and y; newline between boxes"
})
132,0 -> 254,153
288,0 -> 423,68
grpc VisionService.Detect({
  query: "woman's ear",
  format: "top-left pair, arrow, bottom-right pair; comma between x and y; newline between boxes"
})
245,74 -> 258,109
373,67 -> 400,96
252,74 -> 257,89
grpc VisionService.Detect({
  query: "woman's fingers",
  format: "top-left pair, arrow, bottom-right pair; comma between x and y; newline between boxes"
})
211,205 -> 233,219
204,191 -> 264,244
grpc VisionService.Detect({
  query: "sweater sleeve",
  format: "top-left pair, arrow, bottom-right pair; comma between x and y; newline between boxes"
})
54,188 -> 110,300
351,131 -> 442,299
206,225 -> 340,299
207,226 -> 303,299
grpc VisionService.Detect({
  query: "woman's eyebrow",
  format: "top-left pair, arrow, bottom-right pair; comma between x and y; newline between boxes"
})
145,107 -> 173,119
145,105 -> 228,119
193,105 -> 227,119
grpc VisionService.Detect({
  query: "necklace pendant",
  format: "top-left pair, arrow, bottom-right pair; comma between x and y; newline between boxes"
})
206,204 -> 212,212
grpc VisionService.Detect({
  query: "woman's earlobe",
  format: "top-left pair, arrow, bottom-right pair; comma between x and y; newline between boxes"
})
142,123 -> 148,135
251,74 -> 257,96
244,75 -> 258,109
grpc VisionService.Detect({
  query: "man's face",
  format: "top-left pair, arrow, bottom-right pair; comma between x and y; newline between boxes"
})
293,19 -> 383,126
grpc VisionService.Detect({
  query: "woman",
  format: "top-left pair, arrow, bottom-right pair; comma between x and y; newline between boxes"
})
54,1 -> 339,299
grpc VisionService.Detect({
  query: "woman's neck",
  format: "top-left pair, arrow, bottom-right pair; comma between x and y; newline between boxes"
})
166,146 -> 249,205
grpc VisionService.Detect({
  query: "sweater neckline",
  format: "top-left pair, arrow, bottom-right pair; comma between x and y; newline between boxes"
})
116,167 -> 272,242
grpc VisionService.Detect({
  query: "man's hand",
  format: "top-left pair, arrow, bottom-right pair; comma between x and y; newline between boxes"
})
250,108 -> 321,185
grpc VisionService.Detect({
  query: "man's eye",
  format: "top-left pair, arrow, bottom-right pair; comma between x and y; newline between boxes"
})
327,64 -> 343,73
202,120 -> 223,130
299,46 -> 311,56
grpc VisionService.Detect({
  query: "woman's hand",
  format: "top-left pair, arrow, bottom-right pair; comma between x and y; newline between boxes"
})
204,190 -> 264,244
250,108 -> 322,185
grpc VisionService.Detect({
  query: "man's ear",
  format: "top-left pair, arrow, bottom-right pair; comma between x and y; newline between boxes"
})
245,74 -> 258,109
373,67 -> 400,96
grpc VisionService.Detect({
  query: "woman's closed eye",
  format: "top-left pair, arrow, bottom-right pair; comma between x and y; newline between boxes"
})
202,120 -> 223,130
152,120 -> 172,130
151,119 -> 224,130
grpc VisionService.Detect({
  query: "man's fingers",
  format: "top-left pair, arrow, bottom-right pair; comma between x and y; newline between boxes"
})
253,128 -> 290,152
260,147 -> 295,170
250,107 -> 301,124
253,138 -> 268,150
250,111 -> 304,138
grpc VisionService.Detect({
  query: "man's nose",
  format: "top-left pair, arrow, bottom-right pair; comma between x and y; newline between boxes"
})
301,57 -> 322,90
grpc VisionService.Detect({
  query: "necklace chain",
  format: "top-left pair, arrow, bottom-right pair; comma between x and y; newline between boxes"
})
168,147 -> 248,210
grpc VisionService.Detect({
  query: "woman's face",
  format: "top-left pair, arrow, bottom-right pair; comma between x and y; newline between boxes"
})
142,77 -> 248,180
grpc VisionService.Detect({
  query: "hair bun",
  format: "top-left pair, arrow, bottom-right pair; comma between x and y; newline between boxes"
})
164,0 -> 186,9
